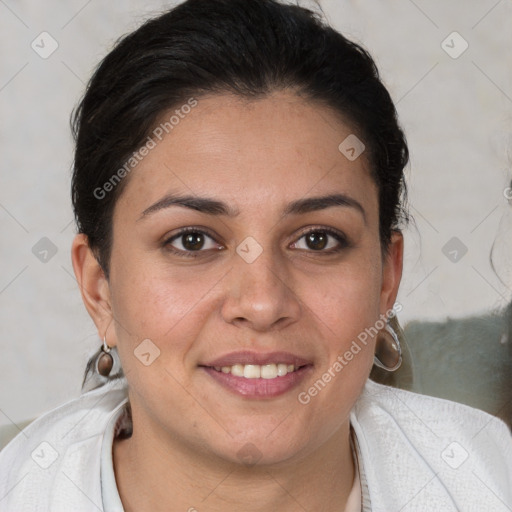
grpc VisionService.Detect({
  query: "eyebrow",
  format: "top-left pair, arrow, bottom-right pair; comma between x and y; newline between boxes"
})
137,192 -> 366,224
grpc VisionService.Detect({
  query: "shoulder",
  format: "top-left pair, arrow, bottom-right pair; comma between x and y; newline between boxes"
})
354,379 -> 512,461
357,378 -> 511,442
0,380 -> 128,512
351,379 -> 512,510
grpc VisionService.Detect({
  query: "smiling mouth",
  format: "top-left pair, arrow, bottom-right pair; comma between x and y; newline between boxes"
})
205,363 -> 309,379
199,361 -> 313,398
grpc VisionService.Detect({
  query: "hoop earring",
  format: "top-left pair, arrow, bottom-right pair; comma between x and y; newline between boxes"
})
96,335 -> 114,377
374,322 -> 402,372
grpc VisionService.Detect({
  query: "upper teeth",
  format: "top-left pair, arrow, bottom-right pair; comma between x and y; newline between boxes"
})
213,363 -> 297,379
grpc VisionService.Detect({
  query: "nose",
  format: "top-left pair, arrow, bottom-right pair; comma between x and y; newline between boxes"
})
220,244 -> 302,333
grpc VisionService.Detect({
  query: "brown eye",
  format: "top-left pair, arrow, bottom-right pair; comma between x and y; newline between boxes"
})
181,232 -> 206,251
164,228 -> 221,257
305,231 -> 328,250
292,228 -> 349,253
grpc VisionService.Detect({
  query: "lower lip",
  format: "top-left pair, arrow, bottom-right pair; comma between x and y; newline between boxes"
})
201,365 -> 313,399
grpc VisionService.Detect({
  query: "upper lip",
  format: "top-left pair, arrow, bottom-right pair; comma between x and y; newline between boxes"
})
201,351 -> 313,368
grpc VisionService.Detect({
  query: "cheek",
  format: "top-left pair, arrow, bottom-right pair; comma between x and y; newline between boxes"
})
109,249 -> 212,335
300,253 -> 382,394
303,256 -> 382,337
298,268 -> 380,413
108,254 -> 226,384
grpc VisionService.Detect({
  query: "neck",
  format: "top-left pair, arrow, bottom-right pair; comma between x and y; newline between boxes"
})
113,406 -> 356,512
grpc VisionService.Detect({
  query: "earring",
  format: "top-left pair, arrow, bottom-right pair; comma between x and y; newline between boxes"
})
96,335 -> 114,377
374,321 -> 402,372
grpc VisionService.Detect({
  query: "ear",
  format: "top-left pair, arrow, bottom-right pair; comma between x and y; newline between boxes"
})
380,230 -> 404,314
71,233 -> 116,346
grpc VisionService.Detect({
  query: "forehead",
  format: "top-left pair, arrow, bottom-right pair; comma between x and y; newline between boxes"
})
116,90 -> 376,219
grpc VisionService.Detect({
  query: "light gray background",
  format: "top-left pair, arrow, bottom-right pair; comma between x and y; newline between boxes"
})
1,0 -> 511,426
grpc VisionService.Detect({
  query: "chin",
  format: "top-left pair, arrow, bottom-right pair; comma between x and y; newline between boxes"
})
203,424 -> 308,467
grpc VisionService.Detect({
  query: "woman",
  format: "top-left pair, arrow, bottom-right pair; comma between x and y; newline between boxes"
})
1,0 -> 511,510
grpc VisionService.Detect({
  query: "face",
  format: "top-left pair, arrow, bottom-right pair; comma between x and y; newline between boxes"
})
75,89 -> 402,466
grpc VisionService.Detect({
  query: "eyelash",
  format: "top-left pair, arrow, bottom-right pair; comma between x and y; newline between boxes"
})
163,226 -> 350,258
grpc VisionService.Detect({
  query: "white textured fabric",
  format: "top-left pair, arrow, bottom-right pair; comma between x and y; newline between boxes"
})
345,429 -> 363,512
100,398 -> 128,512
0,378 -> 511,511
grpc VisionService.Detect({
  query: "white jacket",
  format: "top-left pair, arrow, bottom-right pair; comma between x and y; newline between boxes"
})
0,378 -> 511,511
